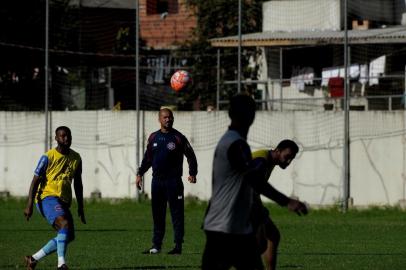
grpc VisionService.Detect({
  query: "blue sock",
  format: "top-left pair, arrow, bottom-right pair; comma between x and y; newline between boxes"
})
43,237 -> 58,254
32,237 -> 57,261
57,228 -> 68,266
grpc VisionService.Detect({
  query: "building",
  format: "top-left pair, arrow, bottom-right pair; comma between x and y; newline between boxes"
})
139,0 -> 196,49
210,0 -> 406,111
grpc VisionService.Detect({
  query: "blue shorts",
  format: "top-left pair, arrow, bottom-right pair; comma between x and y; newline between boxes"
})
36,196 -> 71,225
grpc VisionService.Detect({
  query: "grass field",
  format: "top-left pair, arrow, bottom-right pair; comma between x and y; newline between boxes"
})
1,198 -> 406,270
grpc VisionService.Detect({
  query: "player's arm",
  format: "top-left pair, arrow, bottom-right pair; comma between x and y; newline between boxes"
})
24,155 -> 48,221
253,180 -> 290,206
24,175 -> 41,221
249,158 -> 308,215
287,198 -> 308,215
183,135 -> 198,183
136,134 -> 154,190
73,161 -> 86,224
227,142 -> 286,206
249,158 -> 291,206
255,181 -> 308,215
228,140 -> 249,170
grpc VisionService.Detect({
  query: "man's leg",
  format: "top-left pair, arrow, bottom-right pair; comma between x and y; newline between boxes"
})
167,178 -> 184,254
25,238 -> 57,270
32,238 -> 58,258
27,197 -> 73,269
262,218 -> 280,270
53,206 -> 75,269
150,178 -> 167,251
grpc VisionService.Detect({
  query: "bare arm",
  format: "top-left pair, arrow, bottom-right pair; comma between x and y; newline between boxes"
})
24,155 -> 48,221
24,175 -> 41,221
74,161 -> 86,224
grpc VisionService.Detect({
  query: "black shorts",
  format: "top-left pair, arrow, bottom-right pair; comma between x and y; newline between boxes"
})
251,197 -> 270,231
255,214 -> 280,254
202,230 -> 263,270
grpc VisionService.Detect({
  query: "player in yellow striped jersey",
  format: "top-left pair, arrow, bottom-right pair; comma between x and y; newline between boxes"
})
251,140 -> 308,270
24,126 -> 85,270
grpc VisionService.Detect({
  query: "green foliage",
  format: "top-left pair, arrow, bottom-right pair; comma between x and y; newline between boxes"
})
0,0 -> 79,51
49,0 -> 80,51
187,0 -> 263,38
177,0 -> 265,110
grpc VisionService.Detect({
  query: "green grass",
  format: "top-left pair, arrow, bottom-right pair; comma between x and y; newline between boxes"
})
1,198 -> 406,269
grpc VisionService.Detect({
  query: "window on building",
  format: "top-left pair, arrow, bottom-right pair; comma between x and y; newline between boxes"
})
147,0 -> 179,15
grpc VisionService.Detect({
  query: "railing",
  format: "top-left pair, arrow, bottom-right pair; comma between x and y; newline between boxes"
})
219,95 -> 406,111
219,76 -> 406,111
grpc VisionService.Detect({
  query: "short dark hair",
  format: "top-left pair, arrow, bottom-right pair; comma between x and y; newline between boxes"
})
228,94 -> 256,121
55,126 -> 71,135
276,139 -> 299,154
159,107 -> 173,116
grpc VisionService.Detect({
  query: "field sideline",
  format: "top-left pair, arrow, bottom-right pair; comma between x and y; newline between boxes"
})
1,198 -> 406,270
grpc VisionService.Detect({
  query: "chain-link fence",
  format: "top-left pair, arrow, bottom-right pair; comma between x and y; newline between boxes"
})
1,0 -> 406,206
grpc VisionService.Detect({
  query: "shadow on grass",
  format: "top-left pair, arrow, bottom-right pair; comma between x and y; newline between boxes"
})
0,228 -> 51,232
77,229 -> 129,232
0,228 -> 129,232
1,264 -> 200,270
299,252 -> 405,256
85,266 -> 199,269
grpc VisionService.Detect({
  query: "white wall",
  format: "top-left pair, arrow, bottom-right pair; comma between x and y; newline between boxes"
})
0,110 -> 405,207
263,0 -> 341,32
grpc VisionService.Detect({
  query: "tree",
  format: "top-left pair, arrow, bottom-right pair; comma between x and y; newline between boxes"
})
0,0 -> 80,110
178,0 -> 264,110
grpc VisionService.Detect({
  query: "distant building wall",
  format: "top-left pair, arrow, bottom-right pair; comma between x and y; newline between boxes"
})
139,0 -> 196,49
262,0 -> 405,32
1,110 -> 405,207
262,0 -> 341,32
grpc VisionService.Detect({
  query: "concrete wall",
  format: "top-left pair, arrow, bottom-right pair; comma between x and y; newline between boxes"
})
0,110 -> 405,206
263,0 -> 341,32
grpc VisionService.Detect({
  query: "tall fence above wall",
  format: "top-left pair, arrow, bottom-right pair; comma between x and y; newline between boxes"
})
1,1 -> 406,208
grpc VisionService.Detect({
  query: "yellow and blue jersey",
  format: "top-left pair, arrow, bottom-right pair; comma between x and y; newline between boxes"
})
34,148 -> 81,205
252,149 -> 275,181
251,149 -> 290,207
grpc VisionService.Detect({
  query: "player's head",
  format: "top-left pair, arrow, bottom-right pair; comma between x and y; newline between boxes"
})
228,93 -> 256,128
55,126 -> 72,149
159,107 -> 174,131
274,139 -> 299,169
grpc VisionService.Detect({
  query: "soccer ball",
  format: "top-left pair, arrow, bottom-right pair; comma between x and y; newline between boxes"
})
170,70 -> 190,92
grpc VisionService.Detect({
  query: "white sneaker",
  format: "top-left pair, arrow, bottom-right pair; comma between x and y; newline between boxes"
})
142,247 -> 160,254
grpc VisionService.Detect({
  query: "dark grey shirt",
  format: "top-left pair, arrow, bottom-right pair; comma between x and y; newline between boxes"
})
203,129 -> 254,234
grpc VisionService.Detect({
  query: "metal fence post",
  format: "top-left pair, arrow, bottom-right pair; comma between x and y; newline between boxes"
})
280,48 -> 283,111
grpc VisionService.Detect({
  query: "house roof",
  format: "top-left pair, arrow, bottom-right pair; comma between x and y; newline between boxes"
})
69,0 -> 136,9
210,26 -> 406,47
